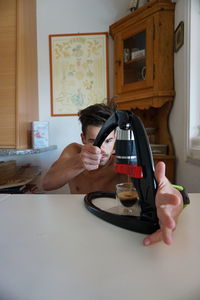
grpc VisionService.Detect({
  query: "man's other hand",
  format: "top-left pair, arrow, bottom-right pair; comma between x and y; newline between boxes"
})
143,161 -> 183,246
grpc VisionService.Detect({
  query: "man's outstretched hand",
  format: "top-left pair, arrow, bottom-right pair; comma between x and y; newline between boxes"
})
143,161 -> 183,246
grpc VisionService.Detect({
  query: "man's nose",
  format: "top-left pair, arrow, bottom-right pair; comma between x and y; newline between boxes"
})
100,143 -> 106,153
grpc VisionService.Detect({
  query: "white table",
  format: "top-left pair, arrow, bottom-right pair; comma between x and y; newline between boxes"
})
0,193 -> 199,300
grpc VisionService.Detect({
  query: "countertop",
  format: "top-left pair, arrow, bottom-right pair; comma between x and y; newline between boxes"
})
0,193 -> 199,300
0,145 -> 57,156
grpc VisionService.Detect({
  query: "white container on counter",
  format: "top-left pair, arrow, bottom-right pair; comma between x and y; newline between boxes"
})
32,121 -> 49,149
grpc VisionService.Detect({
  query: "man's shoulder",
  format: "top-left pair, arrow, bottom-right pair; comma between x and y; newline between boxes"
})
66,142 -> 82,151
61,142 -> 82,157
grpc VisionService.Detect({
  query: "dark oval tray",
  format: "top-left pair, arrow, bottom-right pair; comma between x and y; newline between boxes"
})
84,191 -> 159,234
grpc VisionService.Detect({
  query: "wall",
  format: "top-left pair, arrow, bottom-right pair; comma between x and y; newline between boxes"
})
3,1 -> 199,193
170,0 -> 200,192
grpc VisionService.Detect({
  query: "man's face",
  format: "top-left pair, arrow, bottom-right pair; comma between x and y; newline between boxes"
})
81,125 -> 116,166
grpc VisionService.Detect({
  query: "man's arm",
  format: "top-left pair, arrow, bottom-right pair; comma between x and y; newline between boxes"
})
143,161 -> 184,246
42,143 -> 84,191
42,143 -> 103,191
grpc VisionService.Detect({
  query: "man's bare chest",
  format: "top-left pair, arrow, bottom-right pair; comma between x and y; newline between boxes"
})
69,167 -> 126,194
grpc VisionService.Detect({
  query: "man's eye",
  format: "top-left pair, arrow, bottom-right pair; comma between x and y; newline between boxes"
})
89,139 -> 95,144
105,138 -> 113,144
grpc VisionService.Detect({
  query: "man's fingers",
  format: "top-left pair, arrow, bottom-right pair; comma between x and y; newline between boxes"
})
84,153 -> 101,162
154,161 -> 166,184
81,145 -> 102,164
85,144 -> 101,154
158,210 -> 176,229
160,224 -> 173,245
144,208 -> 175,246
143,226 -> 173,246
143,229 -> 162,246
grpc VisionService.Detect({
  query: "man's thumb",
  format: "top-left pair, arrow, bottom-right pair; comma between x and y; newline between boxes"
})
154,161 -> 166,184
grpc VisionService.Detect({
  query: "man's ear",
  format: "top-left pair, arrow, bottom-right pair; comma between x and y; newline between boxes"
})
81,133 -> 86,144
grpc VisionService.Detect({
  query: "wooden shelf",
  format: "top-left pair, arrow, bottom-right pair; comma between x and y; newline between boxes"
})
124,56 -> 145,65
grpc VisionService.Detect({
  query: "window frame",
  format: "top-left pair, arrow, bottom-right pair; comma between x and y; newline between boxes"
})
185,0 -> 200,164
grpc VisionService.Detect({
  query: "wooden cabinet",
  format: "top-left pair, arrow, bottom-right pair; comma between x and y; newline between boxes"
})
0,0 -> 38,149
110,0 -> 176,182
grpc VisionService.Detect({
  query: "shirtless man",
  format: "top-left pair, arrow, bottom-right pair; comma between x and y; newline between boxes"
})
43,103 -> 184,246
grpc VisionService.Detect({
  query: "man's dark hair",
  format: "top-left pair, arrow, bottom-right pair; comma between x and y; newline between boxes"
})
78,102 -> 116,135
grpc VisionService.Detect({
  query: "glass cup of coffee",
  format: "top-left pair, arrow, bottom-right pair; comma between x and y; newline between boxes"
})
116,182 -> 139,215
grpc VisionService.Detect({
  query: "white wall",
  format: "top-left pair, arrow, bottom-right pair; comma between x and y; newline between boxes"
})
36,0 -> 131,193
170,0 -> 200,192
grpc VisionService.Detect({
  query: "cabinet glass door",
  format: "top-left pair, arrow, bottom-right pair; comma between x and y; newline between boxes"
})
115,18 -> 154,94
123,31 -> 146,84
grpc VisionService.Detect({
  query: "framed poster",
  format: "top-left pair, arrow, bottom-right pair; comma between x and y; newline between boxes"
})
174,21 -> 184,52
49,32 -> 109,116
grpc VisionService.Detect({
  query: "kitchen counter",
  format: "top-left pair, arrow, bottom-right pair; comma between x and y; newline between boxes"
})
0,193 -> 199,300
0,145 -> 57,156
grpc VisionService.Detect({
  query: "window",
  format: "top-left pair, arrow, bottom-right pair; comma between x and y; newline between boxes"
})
186,0 -> 200,162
